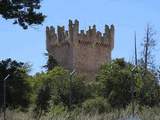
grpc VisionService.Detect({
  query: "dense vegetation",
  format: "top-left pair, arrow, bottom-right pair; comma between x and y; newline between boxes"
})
0,0 -> 45,29
0,58 -> 31,109
0,58 -> 159,119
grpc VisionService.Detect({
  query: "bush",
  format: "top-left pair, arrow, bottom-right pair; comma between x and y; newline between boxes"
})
34,82 -> 51,118
33,66 -> 91,115
96,59 -> 134,108
96,58 -> 160,108
0,58 -> 31,110
49,104 -> 67,116
82,97 -> 111,113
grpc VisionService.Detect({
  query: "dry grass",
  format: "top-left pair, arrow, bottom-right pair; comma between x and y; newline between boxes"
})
0,106 -> 159,120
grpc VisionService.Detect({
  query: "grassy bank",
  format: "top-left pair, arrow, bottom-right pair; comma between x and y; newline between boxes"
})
0,106 -> 159,120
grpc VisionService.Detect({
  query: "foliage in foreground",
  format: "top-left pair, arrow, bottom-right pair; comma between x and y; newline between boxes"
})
0,58 -> 159,119
0,0 -> 45,29
0,58 -> 31,109
96,58 -> 160,108
0,105 -> 159,120
32,67 -> 91,117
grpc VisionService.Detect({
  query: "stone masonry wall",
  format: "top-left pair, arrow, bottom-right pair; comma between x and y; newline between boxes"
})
46,20 -> 114,79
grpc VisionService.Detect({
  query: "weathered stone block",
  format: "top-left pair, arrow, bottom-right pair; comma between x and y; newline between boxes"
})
46,20 -> 115,79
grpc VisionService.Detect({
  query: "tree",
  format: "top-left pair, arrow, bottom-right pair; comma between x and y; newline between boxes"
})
33,66 -> 91,114
43,54 -> 58,71
34,81 -> 51,119
0,0 -> 45,29
138,25 -> 160,106
96,58 -> 134,108
138,69 -> 160,106
96,58 -> 160,108
47,67 -> 90,108
0,58 -> 31,109
140,24 -> 156,73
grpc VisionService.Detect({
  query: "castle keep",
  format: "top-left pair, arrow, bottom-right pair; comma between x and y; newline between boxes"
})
46,20 -> 114,78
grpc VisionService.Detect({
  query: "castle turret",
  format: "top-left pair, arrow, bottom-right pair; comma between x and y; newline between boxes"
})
46,20 -> 115,79
46,26 -> 50,51
110,24 -> 115,50
73,19 -> 79,37
69,20 -> 73,41
57,26 -> 65,42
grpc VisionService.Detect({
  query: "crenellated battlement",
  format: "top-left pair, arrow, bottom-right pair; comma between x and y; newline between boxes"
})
46,20 -> 115,79
46,20 -> 114,50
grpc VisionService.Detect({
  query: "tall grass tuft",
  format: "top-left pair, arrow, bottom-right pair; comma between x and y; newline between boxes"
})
0,105 -> 159,120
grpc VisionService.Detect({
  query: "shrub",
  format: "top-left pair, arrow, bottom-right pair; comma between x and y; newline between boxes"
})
0,58 -> 31,110
33,66 -> 91,116
96,59 -> 134,108
82,97 -> 111,113
96,58 -> 160,108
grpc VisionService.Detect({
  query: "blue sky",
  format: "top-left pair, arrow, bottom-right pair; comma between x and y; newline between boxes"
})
0,0 -> 159,74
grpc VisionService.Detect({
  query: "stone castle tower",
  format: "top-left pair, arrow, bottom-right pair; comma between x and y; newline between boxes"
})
46,20 -> 114,79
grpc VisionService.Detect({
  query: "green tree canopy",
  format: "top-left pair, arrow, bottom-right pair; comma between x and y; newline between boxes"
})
96,58 -> 160,108
0,58 -> 31,109
0,0 -> 45,29
96,58 -> 134,108
43,54 -> 58,71
33,67 -> 91,115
